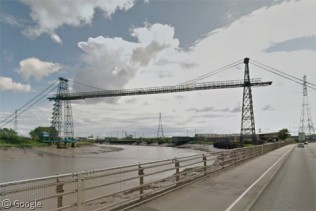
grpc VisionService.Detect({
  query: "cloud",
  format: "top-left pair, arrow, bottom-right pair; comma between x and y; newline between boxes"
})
262,104 -> 275,111
67,0 -> 316,136
230,104 -> 241,113
74,23 -> 181,103
21,0 -> 135,43
264,35 -> 316,53
18,57 -> 62,80
0,13 -> 25,27
125,98 -> 137,104
0,77 -> 31,92
187,105 -> 240,113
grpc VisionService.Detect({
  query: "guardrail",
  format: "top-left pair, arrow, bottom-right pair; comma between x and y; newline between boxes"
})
0,141 -> 291,210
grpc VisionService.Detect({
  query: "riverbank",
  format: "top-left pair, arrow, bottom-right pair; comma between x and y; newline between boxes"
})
0,143 -> 221,162
0,145 -> 124,161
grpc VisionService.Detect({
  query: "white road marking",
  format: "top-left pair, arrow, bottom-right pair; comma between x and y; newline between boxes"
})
225,146 -> 293,211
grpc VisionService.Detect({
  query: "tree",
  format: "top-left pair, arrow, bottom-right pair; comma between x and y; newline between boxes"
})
29,126 -> 58,141
0,128 -> 18,140
278,128 -> 290,140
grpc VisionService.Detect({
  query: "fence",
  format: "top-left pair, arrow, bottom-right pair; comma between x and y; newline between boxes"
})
0,141 -> 290,210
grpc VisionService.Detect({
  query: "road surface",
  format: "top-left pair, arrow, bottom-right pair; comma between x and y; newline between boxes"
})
251,143 -> 316,210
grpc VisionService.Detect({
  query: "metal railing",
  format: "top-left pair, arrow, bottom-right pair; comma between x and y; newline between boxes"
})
0,141 -> 290,210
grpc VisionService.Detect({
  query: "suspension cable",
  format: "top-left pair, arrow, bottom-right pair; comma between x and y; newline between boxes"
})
71,80 -> 108,91
250,60 -> 316,91
179,59 -> 244,85
0,82 -> 58,128
0,83 -> 57,124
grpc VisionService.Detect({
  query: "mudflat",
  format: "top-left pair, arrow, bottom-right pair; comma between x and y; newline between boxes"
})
0,145 -> 123,161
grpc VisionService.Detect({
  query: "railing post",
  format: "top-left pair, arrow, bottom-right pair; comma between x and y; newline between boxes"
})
138,164 -> 144,200
56,177 -> 64,209
175,158 -> 180,185
203,154 -> 207,175
77,173 -> 85,211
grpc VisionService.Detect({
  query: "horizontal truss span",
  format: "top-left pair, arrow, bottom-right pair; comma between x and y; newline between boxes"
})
49,78 -> 272,101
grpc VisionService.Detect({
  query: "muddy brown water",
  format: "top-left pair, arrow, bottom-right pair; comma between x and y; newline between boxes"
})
0,144 -> 208,183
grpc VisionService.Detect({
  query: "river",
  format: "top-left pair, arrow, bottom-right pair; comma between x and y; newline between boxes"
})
0,144 -> 205,183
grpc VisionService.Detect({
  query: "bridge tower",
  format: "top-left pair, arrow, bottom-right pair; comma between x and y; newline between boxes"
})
240,58 -> 257,145
298,75 -> 315,141
51,77 -> 74,147
157,112 -> 164,138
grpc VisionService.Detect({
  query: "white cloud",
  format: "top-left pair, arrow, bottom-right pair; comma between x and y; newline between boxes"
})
18,57 -> 62,80
10,0 -> 316,137
0,77 -> 31,92
21,0 -> 135,43
74,23 -> 181,103
0,13 -> 24,27
71,0 -> 316,136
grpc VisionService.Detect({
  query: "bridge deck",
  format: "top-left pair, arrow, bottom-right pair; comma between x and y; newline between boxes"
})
48,78 -> 272,100
130,144 -> 295,211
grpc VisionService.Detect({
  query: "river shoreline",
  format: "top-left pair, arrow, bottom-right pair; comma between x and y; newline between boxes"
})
0,145 -> 124,161
0,143 -> 220,161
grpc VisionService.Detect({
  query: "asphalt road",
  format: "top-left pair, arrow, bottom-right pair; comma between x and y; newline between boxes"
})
251,143 -> 316,211
129,144 -> 294,211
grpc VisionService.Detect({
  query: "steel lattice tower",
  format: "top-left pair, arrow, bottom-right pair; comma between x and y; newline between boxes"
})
157,112 -> 164,138
298,75 -> 315,140
240,58 -> 257,145
51,78 -> 74,145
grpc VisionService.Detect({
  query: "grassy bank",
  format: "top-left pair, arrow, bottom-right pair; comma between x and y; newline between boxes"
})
0,139 -> 47,147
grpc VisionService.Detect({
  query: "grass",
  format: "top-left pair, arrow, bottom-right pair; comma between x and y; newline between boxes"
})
75,141 -> 94,147
0,139 -> 47,147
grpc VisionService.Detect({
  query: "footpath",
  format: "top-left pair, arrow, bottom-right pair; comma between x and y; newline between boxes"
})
130,144 -> 295,211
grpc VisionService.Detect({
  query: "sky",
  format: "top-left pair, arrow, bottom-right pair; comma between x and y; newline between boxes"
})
0,0 -> 315,138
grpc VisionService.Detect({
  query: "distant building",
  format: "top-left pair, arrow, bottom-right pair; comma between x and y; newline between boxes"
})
195,134 -> 239,142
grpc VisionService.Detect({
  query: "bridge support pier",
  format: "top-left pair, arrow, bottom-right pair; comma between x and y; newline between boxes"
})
240,58 -> 257,146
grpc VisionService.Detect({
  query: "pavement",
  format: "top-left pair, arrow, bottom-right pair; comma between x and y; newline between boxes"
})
250,143 -> 316,210
129,144 -> 295,211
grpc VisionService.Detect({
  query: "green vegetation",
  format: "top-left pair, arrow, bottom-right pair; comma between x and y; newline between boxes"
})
278,128 -> 290,140
75,141 -> 94,147
29,126 -> 58,142
0,128 -> 46,147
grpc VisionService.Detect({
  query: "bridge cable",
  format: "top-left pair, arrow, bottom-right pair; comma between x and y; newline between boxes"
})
0,82 -> 58,128
71,80 -> 108,91
0,82 -> 57,124
250,60 -> 316,91
179,59 -> 244,85
64,60 -> 244,92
